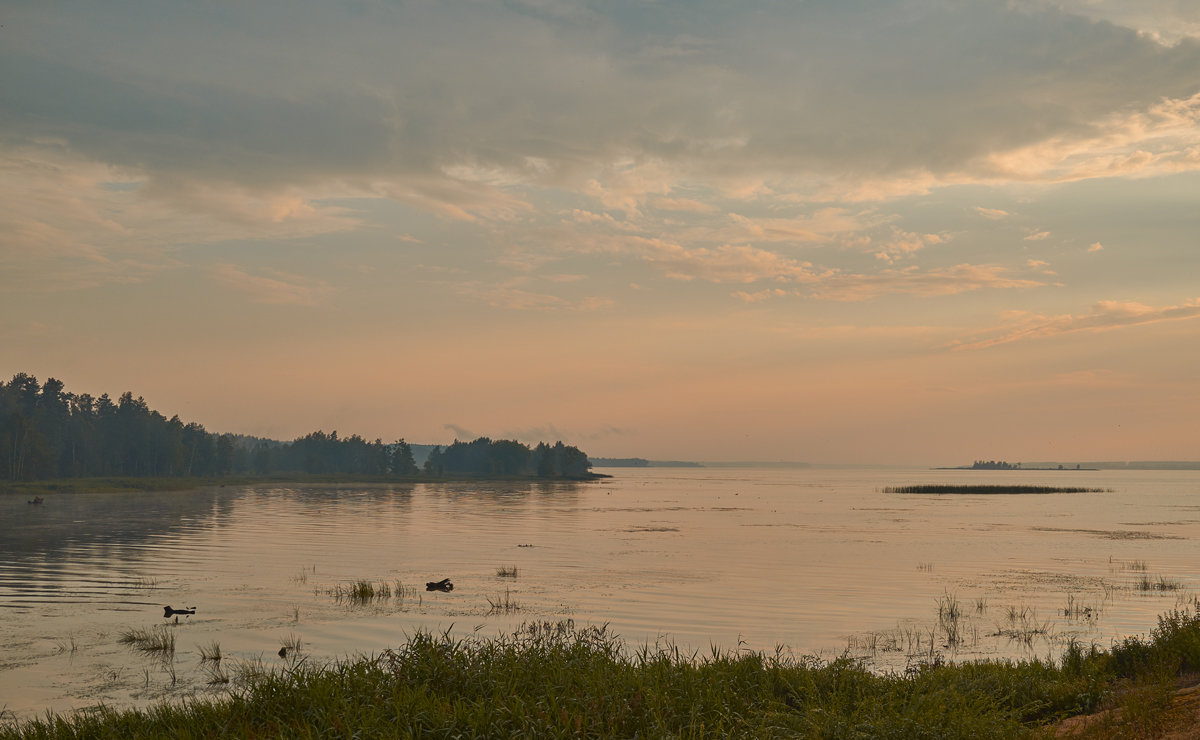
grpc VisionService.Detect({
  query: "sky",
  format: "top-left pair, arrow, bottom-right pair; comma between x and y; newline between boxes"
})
3,0 -> 1199,465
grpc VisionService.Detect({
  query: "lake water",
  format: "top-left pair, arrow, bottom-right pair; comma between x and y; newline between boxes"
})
2,466 -> 1199,720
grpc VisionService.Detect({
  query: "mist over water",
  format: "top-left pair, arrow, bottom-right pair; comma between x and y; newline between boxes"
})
2,467 -> 1198,719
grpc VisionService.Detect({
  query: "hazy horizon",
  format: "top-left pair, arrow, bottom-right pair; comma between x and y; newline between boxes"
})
4,1 -> 1199,465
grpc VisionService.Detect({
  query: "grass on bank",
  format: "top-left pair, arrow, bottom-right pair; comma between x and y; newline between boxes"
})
8,609 -> 1200,739
885,484 -> 1107,494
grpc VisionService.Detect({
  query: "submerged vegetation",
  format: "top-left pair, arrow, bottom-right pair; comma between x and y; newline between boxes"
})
8,611 -> 1200,738
885,484 -> 1106,494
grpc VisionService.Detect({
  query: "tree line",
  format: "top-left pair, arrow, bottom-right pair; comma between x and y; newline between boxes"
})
1,373 -> 592,481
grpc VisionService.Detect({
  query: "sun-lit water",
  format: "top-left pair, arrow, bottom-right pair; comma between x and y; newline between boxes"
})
2,466 -> 1199,719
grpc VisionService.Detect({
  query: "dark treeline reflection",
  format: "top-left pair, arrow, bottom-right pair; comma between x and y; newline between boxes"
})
0,373 -> 592,481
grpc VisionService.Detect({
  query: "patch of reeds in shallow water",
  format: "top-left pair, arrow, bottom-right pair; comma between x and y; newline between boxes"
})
884,484 -> 1107,494
118,625 -> 175,658
326,579 -> 417,605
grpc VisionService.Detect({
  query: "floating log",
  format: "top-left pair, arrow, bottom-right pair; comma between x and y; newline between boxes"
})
164,605 -> 196,618
425,578 -> 453,592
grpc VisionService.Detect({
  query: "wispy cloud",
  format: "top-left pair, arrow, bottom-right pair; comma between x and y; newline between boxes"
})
458,278 -> 613,311
974,206 -> 1011,220
632,239 -> 824,284
873,230 -> 948,263
735,264 -> 1044,302
654,197 -> 718,213
212,264 -> 332,306
813,264 -> 1044,301
953,298 -> 1200,350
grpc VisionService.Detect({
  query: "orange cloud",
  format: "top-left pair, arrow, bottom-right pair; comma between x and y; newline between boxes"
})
952,298 -> 1200,350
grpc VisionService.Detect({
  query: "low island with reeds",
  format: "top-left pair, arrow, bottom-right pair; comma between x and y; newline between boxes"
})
885,484 -> 1108,494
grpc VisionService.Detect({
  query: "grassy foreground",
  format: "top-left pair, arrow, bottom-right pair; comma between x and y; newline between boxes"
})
5,612 -> 1200,739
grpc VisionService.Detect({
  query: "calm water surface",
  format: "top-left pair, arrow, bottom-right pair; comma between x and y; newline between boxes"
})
2,467 -> 1199,719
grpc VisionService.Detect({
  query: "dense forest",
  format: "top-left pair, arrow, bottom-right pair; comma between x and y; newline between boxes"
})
0,373 -> 592,481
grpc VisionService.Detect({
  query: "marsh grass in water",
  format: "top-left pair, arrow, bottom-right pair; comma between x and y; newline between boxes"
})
118,626 -> 175,657
12,611 -> 1200,739
52,635 -> 78,656
280,633 -> 303,653
327,579 -> 416,605
1137,574 -> 1184,592
995,606 -> 1053,648
198,641 -> 221,664
495,565 -> 519,578
1062,594 -> 1100,621
486,589 -> 521,614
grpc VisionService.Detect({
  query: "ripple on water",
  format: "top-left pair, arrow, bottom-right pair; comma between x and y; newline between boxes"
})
1,469 -> 1199,719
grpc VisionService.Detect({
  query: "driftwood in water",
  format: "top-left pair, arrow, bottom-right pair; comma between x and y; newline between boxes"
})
164,605 -> 196,618
425,578 -> 454,592
27,496 -> 43,505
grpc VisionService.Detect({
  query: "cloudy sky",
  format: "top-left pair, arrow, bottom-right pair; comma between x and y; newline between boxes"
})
3,0 -> 1199,464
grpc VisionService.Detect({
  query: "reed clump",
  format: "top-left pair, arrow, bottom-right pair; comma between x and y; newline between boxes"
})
1137,574 -> 1184,592
10,610 -> 1200,738
117,626 -> 175,657
486,589 -> 521,614
327,579 -> 415,605
198,641 -> 222,663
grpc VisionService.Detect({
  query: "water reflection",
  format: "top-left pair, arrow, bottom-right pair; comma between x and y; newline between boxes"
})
0,469 -> 1197,721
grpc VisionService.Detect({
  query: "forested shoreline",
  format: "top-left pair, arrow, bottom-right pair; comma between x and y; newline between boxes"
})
1,374 -> 592,482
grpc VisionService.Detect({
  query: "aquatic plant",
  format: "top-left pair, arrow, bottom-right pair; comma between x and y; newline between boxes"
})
118,626 -> 175,657
936,593 -> 964,648
199,641 -> 222,663
496,565 -> 519,578
280,633 -> 303,653
327,579 -> 415,605
204,664 -> 230,686
486,589 -> 521,614
1137,574 -> 1184,592
52,635 -> 78,656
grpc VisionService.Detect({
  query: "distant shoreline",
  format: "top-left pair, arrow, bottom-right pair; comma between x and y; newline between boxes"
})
932,467 -> 1100,471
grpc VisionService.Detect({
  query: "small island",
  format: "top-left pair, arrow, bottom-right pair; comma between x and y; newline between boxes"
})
935,460 -> 1098,471
885,484 -> 1107,494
